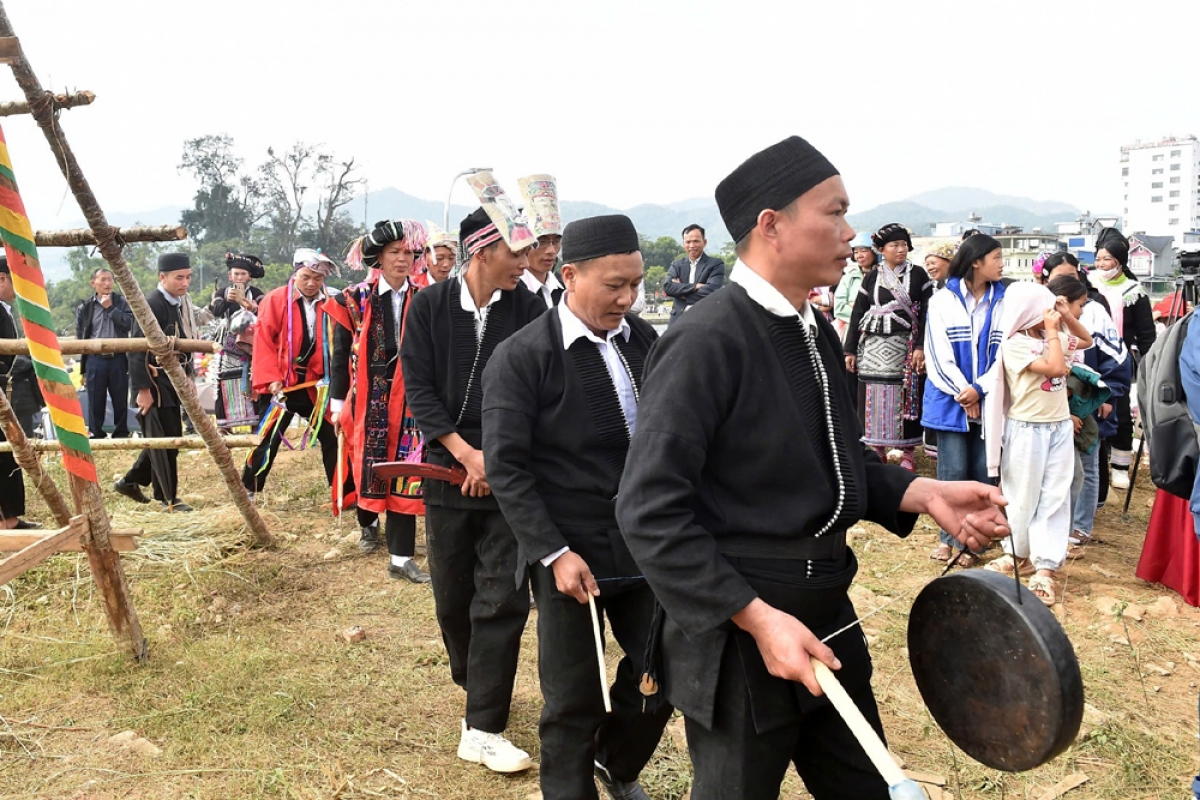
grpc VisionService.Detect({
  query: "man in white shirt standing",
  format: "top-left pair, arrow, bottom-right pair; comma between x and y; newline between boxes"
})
665,224 -> 725,325
518,174 -> 565,308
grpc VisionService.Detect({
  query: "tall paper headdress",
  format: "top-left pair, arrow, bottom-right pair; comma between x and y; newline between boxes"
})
517,174 -> 562,238
425,220 -> 460,265
465,171 -> 537,253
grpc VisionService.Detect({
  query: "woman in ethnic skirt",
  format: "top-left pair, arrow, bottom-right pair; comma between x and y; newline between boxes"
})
844,223 -> 932,472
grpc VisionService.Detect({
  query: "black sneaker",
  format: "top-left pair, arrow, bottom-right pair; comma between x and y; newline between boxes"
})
163,499 -> 194,513
359,526 -> 380,553
388,561 -> 431,584
114,478 -> 151,504
594,763 -> 650,800
13,518 -> 42,530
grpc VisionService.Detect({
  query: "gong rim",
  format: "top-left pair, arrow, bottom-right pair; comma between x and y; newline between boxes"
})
906,570 -> 1084,771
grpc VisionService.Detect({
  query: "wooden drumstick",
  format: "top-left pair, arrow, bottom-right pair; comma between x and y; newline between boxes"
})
810,658 -> 925,800
335,428 -> 345,516
589,595 -> 612,713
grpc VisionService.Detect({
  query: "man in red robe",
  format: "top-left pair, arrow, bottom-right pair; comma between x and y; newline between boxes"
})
326,220 -> 431,584
241,249 -> 339,498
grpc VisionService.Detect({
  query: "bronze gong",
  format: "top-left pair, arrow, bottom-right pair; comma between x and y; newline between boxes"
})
907,570 -> 1083,771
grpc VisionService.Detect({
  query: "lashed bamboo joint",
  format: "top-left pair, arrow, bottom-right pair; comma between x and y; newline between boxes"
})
0,88 -> 94,116
34,223 -> 185,248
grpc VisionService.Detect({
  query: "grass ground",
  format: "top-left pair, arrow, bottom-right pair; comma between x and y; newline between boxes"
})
1,445 -> 1198,799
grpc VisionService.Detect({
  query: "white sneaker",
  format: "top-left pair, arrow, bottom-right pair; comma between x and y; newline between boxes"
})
457,719 -> 532,773
1111,469 -> 1130,490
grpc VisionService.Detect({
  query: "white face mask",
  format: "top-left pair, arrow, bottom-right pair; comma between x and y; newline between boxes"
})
1097,264 -> 1122,281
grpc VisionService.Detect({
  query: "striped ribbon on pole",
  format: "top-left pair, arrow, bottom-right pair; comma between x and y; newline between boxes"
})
0,124 -> 96,483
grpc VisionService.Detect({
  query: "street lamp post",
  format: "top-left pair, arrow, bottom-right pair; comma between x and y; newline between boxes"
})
444,167 -> 491,234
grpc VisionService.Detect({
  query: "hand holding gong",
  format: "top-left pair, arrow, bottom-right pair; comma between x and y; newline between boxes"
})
901,478 -> 1010,552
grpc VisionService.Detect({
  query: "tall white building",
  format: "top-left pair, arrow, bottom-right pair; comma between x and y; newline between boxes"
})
1121,135 -> 1200,248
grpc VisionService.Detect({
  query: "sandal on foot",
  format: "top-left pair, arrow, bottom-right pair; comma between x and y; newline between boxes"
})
1069,529 -> 1093,546
950,551 -> 979,568
930,544 -> 952,562
985,555 -> 1034,577
1028,574 -> 1056,606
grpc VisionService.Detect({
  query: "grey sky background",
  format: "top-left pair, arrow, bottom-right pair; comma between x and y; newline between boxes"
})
4,0 -> 1196,233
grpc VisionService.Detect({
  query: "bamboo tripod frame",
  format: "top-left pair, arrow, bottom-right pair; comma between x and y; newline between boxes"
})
0,8 -> 274,661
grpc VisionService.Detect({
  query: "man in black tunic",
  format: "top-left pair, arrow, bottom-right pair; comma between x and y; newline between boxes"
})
615,136 -> 1011,800
400,205 -> 545,773
115,253 -> 197,512
483,215 -> 671,800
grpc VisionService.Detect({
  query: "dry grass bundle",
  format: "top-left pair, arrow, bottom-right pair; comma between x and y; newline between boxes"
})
117,505 -> 283,565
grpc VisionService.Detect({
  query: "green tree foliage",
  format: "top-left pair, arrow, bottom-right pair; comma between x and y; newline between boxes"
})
718,240 -> 737,268
639,235 -> 684,270
644,265 -> 668,299
178,135 -> 264,243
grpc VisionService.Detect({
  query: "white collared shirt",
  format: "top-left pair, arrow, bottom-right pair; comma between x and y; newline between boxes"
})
459,276 -> 502,340
158,283 -> 180,307
688,256 -> 702,285
542,298 -> 636,568
296,292 -> 320,338
520,269 -> 563,309
379,279 -> 409,333
729,260 -> 818,332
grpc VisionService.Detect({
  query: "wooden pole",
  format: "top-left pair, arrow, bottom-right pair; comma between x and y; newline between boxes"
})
0,516 -> 88,587
0,435 -> 261,453
0,386 -> 71,526
0,7 -> 273,557
34,223 -> 185,248
0,337 -> 218,356
0,89 -> 93,117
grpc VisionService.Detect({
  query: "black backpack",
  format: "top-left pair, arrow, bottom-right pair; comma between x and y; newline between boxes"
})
1137,309 -> 1200,499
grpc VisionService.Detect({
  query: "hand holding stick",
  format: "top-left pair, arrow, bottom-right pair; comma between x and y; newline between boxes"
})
810,658 -> 925,799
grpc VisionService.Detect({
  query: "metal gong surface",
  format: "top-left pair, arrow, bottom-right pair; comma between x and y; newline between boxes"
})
907,570 -> 1083,771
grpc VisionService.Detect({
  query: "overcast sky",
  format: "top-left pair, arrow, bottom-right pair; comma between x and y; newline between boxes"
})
5,0 -> 1196,233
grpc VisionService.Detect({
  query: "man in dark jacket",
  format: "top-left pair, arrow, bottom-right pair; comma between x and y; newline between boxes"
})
114,253 -> 196,512
75,268 -> 134,438
664,224 -> 725,325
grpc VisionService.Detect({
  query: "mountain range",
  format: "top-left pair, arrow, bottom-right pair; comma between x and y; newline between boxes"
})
38,186 -> 1099,280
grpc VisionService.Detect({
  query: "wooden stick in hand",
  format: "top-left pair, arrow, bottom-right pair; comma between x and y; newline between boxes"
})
589,595 -> 612,713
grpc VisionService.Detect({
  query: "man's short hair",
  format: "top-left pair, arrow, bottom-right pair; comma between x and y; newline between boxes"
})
91,268 -> 112,280
682,224 -> 705,239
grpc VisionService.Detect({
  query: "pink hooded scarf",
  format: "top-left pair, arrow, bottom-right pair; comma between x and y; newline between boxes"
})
984,282 -> 1058,477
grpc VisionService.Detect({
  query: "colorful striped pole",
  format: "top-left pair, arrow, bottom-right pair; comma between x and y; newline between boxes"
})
0,124 -> 96,483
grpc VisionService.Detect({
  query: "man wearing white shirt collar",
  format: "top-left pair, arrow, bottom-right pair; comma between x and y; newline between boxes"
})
483,214 -> 668,800
616,135 -> 1012,800
400,204 -> 546,774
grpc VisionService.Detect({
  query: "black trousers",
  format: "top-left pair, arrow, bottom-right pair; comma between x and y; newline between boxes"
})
684,639 -> 890,800
85,354 -> 129,438
356,509 -> 416,558
241,392 -> 338,492
425,504 -> 529,733
531,567 -> 672,800
0,424 -> 24,519
124,404 -> 183,502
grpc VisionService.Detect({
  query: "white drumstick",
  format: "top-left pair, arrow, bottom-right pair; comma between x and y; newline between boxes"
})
589,594 -> 612,713
810,658 -> 925,799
